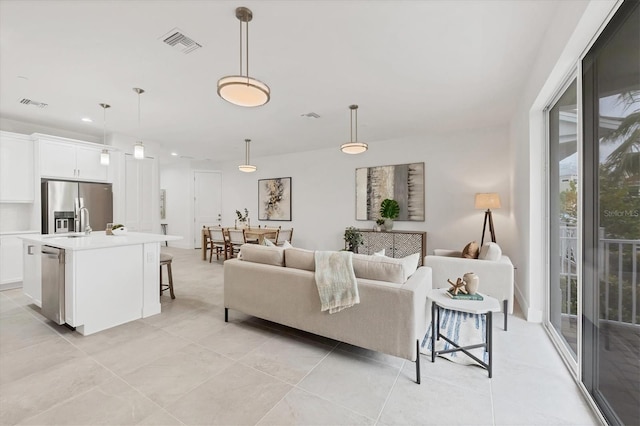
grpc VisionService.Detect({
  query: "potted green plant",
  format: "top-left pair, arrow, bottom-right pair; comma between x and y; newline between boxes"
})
379,199 -> 399,230
344,227 -> 364,253
375,218 -> 386,232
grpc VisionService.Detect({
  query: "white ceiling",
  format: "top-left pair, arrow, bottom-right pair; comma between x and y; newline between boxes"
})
0,0 -> 562,162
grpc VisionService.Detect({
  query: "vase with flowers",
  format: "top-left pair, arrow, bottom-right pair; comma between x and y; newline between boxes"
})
235,208 -> 250,229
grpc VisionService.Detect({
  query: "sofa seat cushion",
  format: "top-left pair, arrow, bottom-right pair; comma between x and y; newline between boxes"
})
352,252 -> 420,284
239,244 -> 285,266
285,247 -> 316,271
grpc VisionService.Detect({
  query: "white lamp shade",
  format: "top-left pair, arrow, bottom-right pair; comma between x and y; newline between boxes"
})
100,150 -> 110,165
475,193 -> 501,209
340,142 -> 368,154
134,142 -> 144,159
218,75 -> 270,107
238,164 -> 257,173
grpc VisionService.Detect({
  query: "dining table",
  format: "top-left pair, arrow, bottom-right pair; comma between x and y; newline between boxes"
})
201,226 -> 279,260
243,228 -> 279,244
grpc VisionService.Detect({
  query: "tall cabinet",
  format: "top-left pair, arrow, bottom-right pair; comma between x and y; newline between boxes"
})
357,230 -> 427,266
124,154 -> 157,232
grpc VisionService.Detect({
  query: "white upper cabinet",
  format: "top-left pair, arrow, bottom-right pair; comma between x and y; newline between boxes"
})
0,131 -> 34,202
37,135 -> 109,182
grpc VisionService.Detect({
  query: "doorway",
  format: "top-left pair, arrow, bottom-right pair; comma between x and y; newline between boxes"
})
193,171 -> 222,249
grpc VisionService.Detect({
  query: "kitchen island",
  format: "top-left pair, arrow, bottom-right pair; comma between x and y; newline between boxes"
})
21,231 -> 181,335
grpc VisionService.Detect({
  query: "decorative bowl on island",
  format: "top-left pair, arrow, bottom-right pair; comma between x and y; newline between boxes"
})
111,226 -> 128,235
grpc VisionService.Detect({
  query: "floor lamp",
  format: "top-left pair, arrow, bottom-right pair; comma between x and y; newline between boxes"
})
475,193 -> 501,246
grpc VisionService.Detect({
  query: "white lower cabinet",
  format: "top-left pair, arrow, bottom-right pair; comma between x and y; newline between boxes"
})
0,235 -> 25,287
22,240 -> 42,306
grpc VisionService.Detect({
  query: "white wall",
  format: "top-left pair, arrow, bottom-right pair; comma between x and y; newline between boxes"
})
509,0 -> 618,321
159,161 -> 193,249
209,125 -> 514,256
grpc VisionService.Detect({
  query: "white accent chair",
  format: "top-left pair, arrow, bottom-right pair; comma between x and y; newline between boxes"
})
423,247 -> 514,330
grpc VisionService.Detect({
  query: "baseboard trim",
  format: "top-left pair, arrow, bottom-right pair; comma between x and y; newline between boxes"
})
514,283 -> 543,323
0,281 -> 22,291
167,241 -> 193,250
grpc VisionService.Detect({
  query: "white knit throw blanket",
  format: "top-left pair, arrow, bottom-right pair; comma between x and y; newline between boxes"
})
314,251 -> 360,314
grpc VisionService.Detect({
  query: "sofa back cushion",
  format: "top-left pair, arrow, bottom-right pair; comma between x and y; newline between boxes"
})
239,244 -> 285,266
285,247 -> 315,271
352,252 -> 420,284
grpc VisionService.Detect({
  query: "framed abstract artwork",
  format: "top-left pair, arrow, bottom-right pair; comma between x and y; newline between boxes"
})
355,162 -> 425,221
258,177 -> 292,221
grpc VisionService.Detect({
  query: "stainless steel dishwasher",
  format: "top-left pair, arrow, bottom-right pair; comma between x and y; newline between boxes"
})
41,245 -> 65,325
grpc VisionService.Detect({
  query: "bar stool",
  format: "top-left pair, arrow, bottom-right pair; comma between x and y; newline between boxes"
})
160,252 -> 175,299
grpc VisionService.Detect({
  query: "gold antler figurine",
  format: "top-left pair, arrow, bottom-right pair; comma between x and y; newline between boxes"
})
447,278 -> 468,295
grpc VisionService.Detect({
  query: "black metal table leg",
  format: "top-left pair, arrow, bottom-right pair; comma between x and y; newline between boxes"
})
431,301 -> 436,363
503,299 -> 508,331
487,310 -> 493,378
415,340 -> 421,384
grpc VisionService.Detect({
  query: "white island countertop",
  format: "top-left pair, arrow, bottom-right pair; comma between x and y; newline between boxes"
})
20,231 -> 181,251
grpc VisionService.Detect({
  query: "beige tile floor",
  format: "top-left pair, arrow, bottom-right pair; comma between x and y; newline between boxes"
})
0,247 -> 600,426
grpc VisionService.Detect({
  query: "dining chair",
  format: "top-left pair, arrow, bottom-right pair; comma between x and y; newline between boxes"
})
208,226 -> 229,262
202,226 -> 212,260
227,228 -> 247,257
276,228 -> 293,246
263,228 -> 279,245
244,226 -> 259,244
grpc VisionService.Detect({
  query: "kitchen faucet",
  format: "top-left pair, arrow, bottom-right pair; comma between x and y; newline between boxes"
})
79,207 -> 92,235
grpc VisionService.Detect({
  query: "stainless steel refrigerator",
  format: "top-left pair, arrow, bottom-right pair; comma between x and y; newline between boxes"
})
41,180 -> 113,234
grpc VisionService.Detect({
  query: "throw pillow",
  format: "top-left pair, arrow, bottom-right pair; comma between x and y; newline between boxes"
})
262,238 -> 275,247
374,248 -> 386,256
478,242 -> 502,261
283,240 -> 293,249
461,241 -> 480,259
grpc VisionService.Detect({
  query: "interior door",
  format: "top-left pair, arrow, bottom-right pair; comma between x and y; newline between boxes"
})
193,171 -> 222,248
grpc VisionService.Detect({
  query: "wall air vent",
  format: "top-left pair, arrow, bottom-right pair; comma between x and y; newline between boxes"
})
160,28 -> 202,54
19,98 -> 48,108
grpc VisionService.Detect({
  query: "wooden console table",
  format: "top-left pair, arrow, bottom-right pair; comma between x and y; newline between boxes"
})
356,229 -> 427,266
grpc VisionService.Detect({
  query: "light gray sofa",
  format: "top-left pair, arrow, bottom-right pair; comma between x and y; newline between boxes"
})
223,244 -> 433,383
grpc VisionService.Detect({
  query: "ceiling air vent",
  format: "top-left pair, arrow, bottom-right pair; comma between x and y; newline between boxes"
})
19,98 -> 48,108
160,28 -> 202,54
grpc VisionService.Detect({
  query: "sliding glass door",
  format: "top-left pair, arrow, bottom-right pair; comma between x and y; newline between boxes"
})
582,1 -> 639,424
548,79 -> 579,362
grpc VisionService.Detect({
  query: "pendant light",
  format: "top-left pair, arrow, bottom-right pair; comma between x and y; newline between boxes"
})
99,103 -> 111,165
217,7 -> 270,107
238,138 -> 257,172
133,87 -> 145,159
340,104 -> 368,154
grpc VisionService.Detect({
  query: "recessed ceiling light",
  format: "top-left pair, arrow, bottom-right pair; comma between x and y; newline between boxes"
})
81,117 -> 93,122
170,152 -> 178,156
